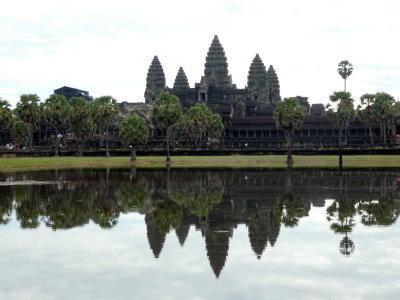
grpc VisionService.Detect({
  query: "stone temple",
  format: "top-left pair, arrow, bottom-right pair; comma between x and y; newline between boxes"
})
119,35 -> 399,148
144,35 -> 282,118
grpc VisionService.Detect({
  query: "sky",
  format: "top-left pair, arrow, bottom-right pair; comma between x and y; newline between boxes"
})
1,0 -> 400,107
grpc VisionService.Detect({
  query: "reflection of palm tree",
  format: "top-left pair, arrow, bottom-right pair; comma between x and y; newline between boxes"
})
14,186 -> 43,229
358,192 -> 400,226
0,187 -> 13,225
274,168 -> 308,227
326,176 -> 356,256
275,192 -> 306,227
340,235 -> 355,256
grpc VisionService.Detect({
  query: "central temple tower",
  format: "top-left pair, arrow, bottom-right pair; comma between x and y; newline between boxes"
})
200,35 -> 234,89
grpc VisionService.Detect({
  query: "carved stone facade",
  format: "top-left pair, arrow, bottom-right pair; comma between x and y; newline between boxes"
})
143,35 -> 282,122
144,56 -> 166,104
135,35 -> 399,148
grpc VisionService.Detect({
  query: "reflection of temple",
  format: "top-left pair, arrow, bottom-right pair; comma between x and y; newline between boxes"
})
145,214 -> 166,258
1,169 -> 400,277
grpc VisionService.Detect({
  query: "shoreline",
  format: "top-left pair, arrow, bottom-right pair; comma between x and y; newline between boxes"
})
1,155 -> 400,172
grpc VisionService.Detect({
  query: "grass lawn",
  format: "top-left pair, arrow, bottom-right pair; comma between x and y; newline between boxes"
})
1,155 -> 400,172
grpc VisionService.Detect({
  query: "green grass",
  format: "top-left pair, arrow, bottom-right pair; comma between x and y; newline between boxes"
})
1,155 -> 400,172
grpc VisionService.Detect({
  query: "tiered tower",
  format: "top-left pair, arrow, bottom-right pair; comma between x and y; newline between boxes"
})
144,56 -> 166,104
247,54 -> 268,103
266,65 -> 281,105
201,35 -> 233,88
145,214 -> 166,258
173,67 -> 190,90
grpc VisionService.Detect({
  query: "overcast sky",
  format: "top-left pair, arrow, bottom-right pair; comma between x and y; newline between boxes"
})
1,0 -> 400,107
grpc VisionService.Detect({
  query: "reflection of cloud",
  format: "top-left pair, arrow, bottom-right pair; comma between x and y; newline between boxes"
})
1,204 -> 399,299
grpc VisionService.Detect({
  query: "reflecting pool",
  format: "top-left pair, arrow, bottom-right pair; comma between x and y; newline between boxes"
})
0,168 -> 399,299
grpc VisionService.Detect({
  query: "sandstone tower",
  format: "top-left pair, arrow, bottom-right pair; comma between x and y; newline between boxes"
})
247,54 -> 268,103
173,67 -> 190,90
266,65 -> 281,105
144,56 -> 166,104
144,35 -> 281,113
201,35 -> 234,89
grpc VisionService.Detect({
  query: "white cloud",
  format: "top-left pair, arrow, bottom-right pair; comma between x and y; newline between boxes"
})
1,0 -> 400,107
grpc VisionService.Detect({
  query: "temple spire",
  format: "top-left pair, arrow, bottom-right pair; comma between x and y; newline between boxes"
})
247,54 -> 267,90
266,65 -> 281,105
144,55 -> 166,104
247,53 -> 268,104
145,214 -> 166,258
202,35 -> 233,88
173,67 -> 190,90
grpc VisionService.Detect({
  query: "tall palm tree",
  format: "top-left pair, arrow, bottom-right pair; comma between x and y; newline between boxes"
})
93,96 -> 120,157
326,91 -> 355,170
273,97 -> 305,167
337,60 -> 353,92
152,92 -> 183,162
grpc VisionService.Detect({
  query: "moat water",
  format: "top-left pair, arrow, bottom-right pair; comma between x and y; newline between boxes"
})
0,168 -> 399,300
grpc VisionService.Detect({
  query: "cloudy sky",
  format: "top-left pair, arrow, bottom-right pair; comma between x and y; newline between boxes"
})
1,0 -> 400,107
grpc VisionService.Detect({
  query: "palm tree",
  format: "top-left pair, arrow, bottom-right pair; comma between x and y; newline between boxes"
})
93,96 -> 120,157
43,94 -> 71,155
68,97 -> 97,156
358,93 -> 376,145
273,97 -> 305,167
373,92 -> 399,145
152,92 -> 183,162
337,60 -> 353,92
0,98 -> 12,142
119,116 -> 150,161
14,94 -> 42,147
326,91 -> 355,170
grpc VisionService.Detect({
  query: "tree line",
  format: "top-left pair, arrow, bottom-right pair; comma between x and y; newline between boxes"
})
0,92 -> 224,161
273,60 -> 400,168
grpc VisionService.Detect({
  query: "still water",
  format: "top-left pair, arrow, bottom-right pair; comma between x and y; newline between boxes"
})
0,168 -> 399,300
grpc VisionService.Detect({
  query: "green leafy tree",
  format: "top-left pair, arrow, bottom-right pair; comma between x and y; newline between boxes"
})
119,116 -> 149,161
0,98 -> 12,141
174,103 -> 224,146
152,92 -> 183,161
93,96 -> 120,157
273,97 -> 305,166
337,60 -> 353,92
372,92 -> 399,145
68,97 -> 96,156
43,94 -> 71,155
11,119 -> 29,148
358,93 -> 377,145
326,91 -> 355,169
14,94 -> 42,147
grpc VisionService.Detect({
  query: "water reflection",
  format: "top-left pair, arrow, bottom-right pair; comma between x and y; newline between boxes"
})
1,169 -> 400,278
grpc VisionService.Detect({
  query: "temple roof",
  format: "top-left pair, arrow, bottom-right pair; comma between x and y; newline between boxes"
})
144,56 -> 166,103
175,221 -> 190,246
266,65 -> 281,101
145,214 -> 166,258
203,35 -> 233,88
173,67 -> 190,90
247,54 -> 268,90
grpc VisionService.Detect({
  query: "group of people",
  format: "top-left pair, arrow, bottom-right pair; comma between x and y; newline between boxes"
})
5,143 -> 16,150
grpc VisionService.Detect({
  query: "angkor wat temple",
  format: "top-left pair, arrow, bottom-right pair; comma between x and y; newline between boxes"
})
120,35 -> 400,148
